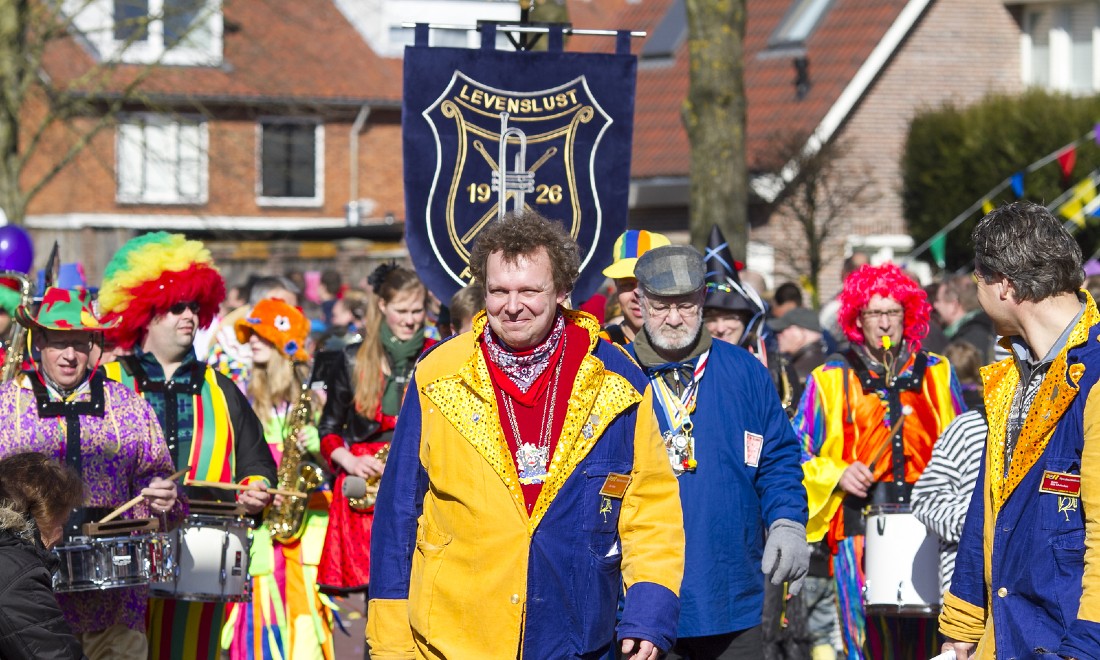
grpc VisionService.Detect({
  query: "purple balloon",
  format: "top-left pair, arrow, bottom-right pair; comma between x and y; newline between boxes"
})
0,225 -> 33,274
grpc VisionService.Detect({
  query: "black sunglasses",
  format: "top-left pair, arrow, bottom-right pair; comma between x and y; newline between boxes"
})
168,301 -> 201,315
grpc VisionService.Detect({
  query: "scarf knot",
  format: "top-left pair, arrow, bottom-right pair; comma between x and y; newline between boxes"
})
483,314 -> 565,393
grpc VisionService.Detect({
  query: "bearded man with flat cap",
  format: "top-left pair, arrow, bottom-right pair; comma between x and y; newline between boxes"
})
627,244 -> 809,659
368,211 -> 685,660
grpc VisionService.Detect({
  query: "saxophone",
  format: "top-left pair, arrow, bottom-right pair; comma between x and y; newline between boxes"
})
347,444 -> 389,511
0,272 -> 33,382
266,371 -> 325,543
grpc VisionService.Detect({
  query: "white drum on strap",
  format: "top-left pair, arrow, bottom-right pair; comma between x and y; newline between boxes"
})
863,503 -> 940,616
151,514 -> 253,602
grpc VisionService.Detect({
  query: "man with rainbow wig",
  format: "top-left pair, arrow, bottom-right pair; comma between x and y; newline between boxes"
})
97,232 -> 277,660
792,262 -> 964,659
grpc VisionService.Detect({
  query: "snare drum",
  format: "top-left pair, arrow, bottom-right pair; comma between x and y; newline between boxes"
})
863,503 -> 940,616
53,533 -> 169,593
152,514 -> 253,602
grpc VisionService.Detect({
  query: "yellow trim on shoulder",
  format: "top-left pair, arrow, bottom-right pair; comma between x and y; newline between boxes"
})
983,292 -> 1100,511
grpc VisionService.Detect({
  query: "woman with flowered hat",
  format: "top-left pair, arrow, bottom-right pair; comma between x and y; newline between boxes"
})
313,264 -> 435,594
0,286 -> 179,658
97,232 -> 277,660
225,298 -> 335,659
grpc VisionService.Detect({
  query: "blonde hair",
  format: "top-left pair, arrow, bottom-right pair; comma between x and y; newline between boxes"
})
352,268 -> 426,415
248,343 -> 298,425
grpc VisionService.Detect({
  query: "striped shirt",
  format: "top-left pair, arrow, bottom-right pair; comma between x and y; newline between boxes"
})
911,408 -> 988,598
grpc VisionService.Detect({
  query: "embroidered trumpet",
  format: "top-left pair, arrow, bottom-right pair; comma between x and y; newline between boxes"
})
0,272 -> 33,382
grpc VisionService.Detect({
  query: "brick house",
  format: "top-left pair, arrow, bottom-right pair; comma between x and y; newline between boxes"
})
24,0 -> 412,288
617,0 -> 1024,299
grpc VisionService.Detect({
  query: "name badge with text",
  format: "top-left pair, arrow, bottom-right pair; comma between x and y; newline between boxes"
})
1039,470 -> 1081,497
600,473 -> 632,499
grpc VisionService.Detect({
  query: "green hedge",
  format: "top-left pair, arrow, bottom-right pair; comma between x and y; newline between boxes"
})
902,89 -> 1100,270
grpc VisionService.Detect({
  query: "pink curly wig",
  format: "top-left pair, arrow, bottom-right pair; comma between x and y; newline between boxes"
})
837,263 -> 930,351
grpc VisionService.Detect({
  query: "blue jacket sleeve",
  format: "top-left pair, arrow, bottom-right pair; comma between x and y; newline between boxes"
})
751,358 -> 809,528
947,451 -> 986,608
369,374 -> 429,600
938,447 -> 988,643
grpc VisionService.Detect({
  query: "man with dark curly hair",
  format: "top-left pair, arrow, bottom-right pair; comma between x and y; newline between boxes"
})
368,211 -> 685,660
941,201 -> 1100,660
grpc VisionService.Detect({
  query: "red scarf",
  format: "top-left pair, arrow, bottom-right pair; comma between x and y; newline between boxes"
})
481,319 -> 588,513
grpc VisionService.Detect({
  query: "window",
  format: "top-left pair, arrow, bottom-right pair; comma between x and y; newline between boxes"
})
770,0 -> 833,47
257,120 -> 324,206
1023,2 -> 1100,93
75,0 -> 223,65
116,114 -> 207,204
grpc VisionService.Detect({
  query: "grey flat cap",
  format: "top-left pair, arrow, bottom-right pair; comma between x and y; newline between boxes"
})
634,245 -> 706,297
768,307 -> 822,333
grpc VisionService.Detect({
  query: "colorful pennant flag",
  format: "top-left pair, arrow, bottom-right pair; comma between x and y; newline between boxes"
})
981,199 -> 994,215
1011,172 -> 1025,199
1058,146 -> 1078,185
929,235 -> 946,269
1057,178 -> 1096,228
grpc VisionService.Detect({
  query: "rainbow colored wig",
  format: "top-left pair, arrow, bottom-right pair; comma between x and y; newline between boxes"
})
98,232 -> 225,349
837,262 -> 930,351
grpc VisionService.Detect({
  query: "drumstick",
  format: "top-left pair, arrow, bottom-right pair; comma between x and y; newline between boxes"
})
98,467 -> 190,524
867,413 -> 908,475
185,478 -> 308,499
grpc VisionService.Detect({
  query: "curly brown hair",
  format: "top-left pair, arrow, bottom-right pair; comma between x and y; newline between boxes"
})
0,452 -> 83,534
468,211 -> 580,295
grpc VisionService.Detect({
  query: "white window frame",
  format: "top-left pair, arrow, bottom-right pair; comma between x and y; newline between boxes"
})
115,113 -> 209,205
768,0 -> 834,47
1019,1 -> 1100,93
255,118 -> 325,208
64,0 -> 223,66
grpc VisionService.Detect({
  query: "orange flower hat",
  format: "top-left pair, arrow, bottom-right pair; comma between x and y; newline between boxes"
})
235,298 -> 310,362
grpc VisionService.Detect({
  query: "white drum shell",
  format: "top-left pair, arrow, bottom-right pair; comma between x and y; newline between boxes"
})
152,515 -> 252,602
863,506 -> 940,616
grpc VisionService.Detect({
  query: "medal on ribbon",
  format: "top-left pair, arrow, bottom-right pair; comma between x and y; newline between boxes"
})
651,352 -> 708,476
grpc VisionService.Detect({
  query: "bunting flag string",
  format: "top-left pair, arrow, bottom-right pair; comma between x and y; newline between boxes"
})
905,126 -> 1100,266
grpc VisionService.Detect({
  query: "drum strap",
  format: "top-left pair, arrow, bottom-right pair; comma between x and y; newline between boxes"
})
116,356 -> 204,468
29,373 -> 108,537
842,348 -> 928,485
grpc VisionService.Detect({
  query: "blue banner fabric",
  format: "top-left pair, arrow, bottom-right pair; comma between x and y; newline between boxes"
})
402,28 -> 637,304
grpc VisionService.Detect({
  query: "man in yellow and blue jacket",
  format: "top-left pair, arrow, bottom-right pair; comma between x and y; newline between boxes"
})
940,201 -> 1100,659
367,212 -> 685,660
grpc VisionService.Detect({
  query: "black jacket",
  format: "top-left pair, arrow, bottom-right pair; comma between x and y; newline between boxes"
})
315,343 -> 381,443
0,511 -> 85,659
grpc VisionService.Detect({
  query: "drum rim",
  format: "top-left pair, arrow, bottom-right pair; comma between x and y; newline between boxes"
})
52,575 -> 149,591
148,586 -> 252,602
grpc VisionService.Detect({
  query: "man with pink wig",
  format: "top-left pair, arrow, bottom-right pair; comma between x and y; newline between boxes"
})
792,262 -> 964,659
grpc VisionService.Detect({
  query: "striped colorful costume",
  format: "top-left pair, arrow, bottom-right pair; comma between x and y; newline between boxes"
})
224,411 -> 334,660
793,346 -> 963,659
104,351 -> 276,660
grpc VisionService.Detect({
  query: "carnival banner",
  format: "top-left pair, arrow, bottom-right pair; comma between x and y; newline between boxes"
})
403,24 -> 637,304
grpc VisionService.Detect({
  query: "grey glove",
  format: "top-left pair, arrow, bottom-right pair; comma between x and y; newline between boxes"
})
761,518 -> 811,595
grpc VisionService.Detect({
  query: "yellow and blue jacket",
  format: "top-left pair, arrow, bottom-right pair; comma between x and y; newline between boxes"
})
940,292 -> 1100,658
367,310 -> 685,659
